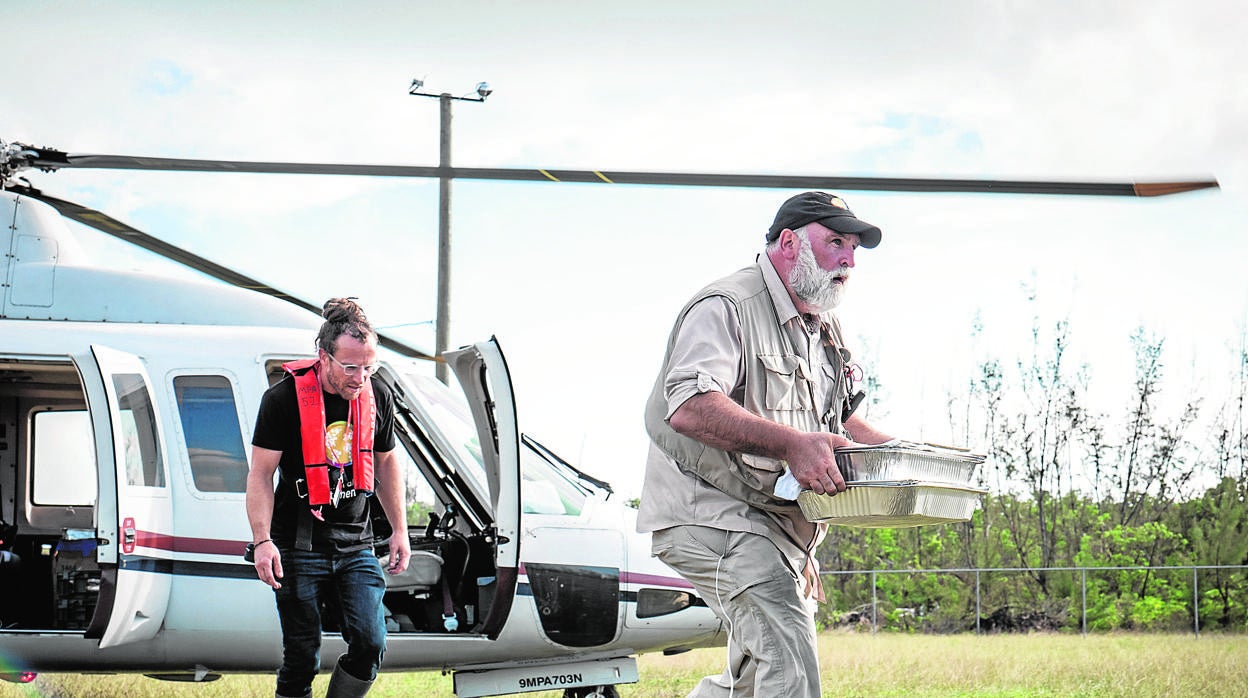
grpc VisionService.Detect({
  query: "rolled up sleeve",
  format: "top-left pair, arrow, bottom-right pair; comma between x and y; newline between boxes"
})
663,296 -> 743,419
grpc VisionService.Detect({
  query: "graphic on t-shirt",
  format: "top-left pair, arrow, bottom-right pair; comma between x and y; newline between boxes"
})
324,420 -> 352,468
324,420 -> 355,507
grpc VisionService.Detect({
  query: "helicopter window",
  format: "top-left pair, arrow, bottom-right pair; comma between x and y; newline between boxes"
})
113,374 -> 165,488
520,444 -> 588,516
173,376 -> 249,493
30,409 -> 96,506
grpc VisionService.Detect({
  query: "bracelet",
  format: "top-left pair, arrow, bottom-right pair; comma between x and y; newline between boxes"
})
253,538 -> 273,548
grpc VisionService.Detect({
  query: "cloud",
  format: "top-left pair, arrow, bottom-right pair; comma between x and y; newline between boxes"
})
5,0 -> 1244,497
142,60 -> 194,96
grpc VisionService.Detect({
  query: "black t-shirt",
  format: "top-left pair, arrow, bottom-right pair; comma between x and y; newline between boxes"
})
252,374 -> 396,553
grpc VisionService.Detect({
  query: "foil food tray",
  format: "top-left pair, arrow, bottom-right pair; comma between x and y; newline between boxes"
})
797,480 -> 988,528
835,442 -> 985,485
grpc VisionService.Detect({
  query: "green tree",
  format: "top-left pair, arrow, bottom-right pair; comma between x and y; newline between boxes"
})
1113,329 -> 1201,526
1075,518 -> 1189,629
406,499 -> 435,527
1181,477 -> 1248,628
990,311 -> 1089,590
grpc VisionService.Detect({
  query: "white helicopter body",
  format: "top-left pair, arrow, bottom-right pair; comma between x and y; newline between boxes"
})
0,188 -> 722,696
0,140 -> 1213,696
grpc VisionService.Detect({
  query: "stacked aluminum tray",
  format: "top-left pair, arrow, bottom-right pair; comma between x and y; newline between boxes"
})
797,442 -> 988,528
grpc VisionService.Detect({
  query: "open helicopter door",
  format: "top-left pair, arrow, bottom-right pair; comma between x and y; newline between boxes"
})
443,338 -> 521,639
80,345 -> 172,648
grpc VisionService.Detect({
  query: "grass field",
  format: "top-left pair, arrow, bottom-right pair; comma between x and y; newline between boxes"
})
5,632 -> 1247,697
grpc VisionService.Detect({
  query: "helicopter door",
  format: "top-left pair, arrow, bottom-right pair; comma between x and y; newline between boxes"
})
444,338 -> 520,639
84,345 -> 173,649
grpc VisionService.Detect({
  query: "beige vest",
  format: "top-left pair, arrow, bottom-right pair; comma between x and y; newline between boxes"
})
645,263 -> 849,513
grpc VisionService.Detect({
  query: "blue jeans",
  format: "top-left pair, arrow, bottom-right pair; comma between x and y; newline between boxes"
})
273,548 -> 387,697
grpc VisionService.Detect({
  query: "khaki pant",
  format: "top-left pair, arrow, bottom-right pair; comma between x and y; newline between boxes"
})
652,525 -> 820,698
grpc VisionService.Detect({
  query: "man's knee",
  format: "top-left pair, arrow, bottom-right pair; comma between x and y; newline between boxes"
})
339,638 -> 385,683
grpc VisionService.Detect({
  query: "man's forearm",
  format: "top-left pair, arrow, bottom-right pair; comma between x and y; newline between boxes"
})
245,448 -> 280,541
843,414 -> 893,445
668,391 -> 800,459
669,390 -> 863,494
245,484 -> 274,541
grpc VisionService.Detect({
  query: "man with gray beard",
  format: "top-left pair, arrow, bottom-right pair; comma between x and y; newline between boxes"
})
639,192 -> 893,698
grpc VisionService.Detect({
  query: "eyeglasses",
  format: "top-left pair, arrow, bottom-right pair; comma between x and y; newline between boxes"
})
326,352 -> 381,377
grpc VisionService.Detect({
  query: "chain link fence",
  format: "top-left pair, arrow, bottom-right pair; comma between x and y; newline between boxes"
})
820,565 -> 1248,635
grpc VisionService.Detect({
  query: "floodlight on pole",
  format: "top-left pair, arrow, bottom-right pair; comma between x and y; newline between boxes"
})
409,77 -> 491,382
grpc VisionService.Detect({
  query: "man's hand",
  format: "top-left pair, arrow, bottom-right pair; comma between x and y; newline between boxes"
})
254,541 -> 283,590
385,530 -> 411,575
785,431 -> 861,496
374,448 -> 409,575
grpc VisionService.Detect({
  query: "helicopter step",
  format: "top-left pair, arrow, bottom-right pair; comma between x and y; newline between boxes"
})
452,655 -> 636,698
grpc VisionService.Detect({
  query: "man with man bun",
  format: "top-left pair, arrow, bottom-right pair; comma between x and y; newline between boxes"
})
246,297 -> 411,698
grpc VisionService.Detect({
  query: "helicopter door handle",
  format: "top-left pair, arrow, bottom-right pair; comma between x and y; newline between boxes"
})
122,517 -> 136,554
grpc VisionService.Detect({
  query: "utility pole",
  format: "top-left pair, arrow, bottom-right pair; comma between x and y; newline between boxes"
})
409,78 -> 491,382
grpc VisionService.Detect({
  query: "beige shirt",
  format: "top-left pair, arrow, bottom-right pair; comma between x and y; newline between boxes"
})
637,254 -> 844,556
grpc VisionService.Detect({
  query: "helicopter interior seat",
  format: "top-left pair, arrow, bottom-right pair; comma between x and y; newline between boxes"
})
380,547 -> 443,594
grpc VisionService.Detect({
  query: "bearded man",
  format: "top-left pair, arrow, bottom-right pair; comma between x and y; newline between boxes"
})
638,192 -> 894,698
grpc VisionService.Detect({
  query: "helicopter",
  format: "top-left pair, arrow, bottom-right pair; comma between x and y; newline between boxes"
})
0,140 -> 1218,696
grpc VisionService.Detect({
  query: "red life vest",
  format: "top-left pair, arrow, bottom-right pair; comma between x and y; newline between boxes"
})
281,359 -> 376,506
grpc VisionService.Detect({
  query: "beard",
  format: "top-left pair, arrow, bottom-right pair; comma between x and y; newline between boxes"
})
788,233 -> 847,312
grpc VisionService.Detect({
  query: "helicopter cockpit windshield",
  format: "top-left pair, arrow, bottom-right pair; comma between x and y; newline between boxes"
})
401,371 -> 600,519
401,371 -> 493,506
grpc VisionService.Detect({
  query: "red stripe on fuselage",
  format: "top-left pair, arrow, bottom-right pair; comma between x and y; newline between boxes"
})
133,530 -> 245,556
130,538 -> 701,585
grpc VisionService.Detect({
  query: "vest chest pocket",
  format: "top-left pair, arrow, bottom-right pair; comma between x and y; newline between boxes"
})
757,353 -> 813,411
820,362 -> 846,425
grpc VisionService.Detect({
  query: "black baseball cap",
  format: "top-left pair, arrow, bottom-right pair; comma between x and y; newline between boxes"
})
766,191 -> 882,248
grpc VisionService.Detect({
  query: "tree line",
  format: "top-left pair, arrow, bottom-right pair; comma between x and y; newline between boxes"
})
818,306 -> 1248,633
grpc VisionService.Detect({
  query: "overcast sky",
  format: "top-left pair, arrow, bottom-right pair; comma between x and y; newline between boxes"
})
6,1 -> 1245,499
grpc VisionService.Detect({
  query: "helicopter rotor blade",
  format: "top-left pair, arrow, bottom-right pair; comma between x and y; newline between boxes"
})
17,146 -> 1220,197
6,183 -> 436,362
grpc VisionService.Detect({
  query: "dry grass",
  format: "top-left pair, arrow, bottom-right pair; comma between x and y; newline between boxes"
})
5,632 -> 1247,697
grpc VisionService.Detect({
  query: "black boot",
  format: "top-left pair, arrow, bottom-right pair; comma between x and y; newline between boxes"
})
326,662 -> 374,698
